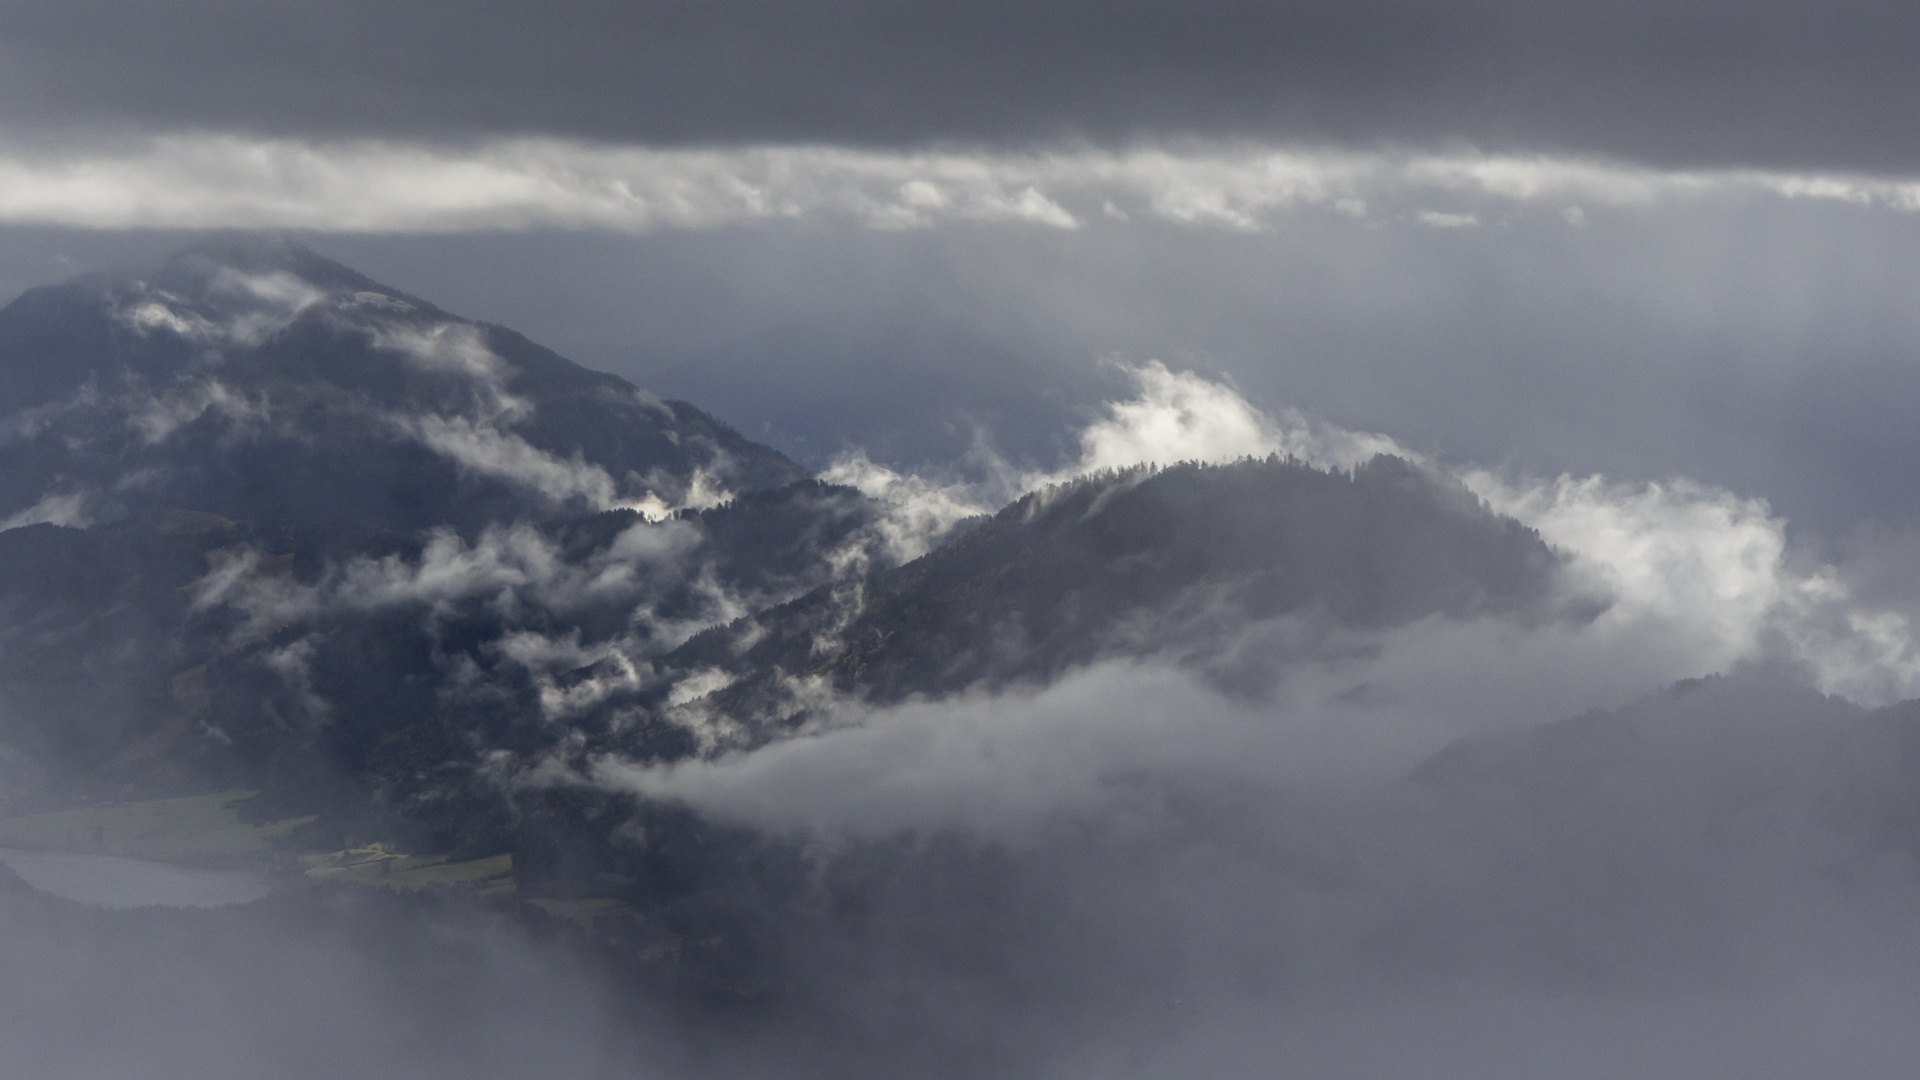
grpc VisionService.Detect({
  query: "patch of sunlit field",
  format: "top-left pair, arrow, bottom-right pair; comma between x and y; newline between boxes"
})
303,846 -> 515,896
0,793 -> 628,906
0,790 -> 313,864
524,896 -> 638,928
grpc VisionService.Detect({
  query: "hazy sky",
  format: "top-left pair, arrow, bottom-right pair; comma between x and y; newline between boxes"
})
4,0 -> 1920,540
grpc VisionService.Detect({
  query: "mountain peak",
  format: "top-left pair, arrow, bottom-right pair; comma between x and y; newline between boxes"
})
118,236 -> 440,341
156,235 -> 376,294
0,241 -> 808,532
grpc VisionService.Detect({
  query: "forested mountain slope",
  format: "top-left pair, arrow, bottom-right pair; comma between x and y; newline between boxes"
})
0,237 -> 807,533
663,454 -> 1564,732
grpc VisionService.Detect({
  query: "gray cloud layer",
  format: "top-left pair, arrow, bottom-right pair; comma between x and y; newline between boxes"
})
5,138 -> 1920,233
3,0 -> 1920,169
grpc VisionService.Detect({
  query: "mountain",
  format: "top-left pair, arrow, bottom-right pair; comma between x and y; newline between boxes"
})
1377,669 -> 1920,981
0,239 -> 880,834
0,450 -> 1564,831
0,244 -> 1572,825
0,236 -> 808,533
0,486 -> 904,830
13,243 -> 1920,1067
657,454 -> 1564,733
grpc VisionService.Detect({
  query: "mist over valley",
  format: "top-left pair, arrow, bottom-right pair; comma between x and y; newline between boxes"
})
0,234 -> 1916,1077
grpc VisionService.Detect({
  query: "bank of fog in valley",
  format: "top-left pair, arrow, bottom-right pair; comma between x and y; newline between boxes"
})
2,241 -> 1920,1078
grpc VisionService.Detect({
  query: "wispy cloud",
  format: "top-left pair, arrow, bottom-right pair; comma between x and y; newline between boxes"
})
821,360 -> 1412,560
1415,209 -> 1480,228
0,490 -> 93,531
827,360 -> 1920,709
4,136 -> 1920,233
1465,469 -> 1920,705
1064,364 -> 1920,706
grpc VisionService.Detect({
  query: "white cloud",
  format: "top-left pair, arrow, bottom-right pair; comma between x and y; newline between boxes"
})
594,662 -> 1273,839
1041,360 -> 1409,480
192,510 -> 825,724
370,321 -> 529,421
815,361 -> 1315,563
1067,361 -> 1283,472
676,465 -> 734,513
589,607 -> 1791,841
3,136 -> 1920,234
121,299 -> 215,339
333,525 -> 569,611
109,269 -> 325,348
1466,470 -> 1920,705
0,491 -> 94,531
401,415 -> 621,508
127,378 -> 266,444
818,450 -> 995,563
1415,210 -> 1480,228
373,321 -> 507,383
1404,154 -> 1705,206
206,269 -> 329,344
818,361 -> 1413,563
196,517 -> 703,633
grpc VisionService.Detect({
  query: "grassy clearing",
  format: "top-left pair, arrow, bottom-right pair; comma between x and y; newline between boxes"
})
0,794 -> 518,902
304,845 -> 514,895
525,897 -> 637,929
0,790 -> 314,863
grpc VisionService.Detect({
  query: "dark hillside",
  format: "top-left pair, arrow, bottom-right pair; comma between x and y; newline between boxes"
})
0,237 -> 807,533
668,454 -> 1564,726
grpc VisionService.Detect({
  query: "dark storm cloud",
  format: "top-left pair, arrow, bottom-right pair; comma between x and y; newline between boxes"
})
3,0 -> 1920,169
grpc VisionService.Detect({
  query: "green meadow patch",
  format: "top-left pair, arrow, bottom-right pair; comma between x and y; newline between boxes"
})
0,790 -> 314,864
304,844 -> 515,896
525,897 -> 638,929
0,794 -> 518,898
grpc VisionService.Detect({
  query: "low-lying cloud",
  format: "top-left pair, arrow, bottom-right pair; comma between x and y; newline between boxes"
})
1467,470 -> 1920,704
823,359 -> 1413,562
15,300 -> 1920,1080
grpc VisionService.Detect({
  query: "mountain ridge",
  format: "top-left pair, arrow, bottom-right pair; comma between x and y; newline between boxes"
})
0,237 -> 809,533
654,453 -> 1566,740
7,242 -> 1920,1050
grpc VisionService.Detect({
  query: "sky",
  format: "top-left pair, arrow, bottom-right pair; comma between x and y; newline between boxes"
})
3,0 -> 1920,166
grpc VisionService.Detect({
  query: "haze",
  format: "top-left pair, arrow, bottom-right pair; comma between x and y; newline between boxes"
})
5,2 -> 1920,1078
